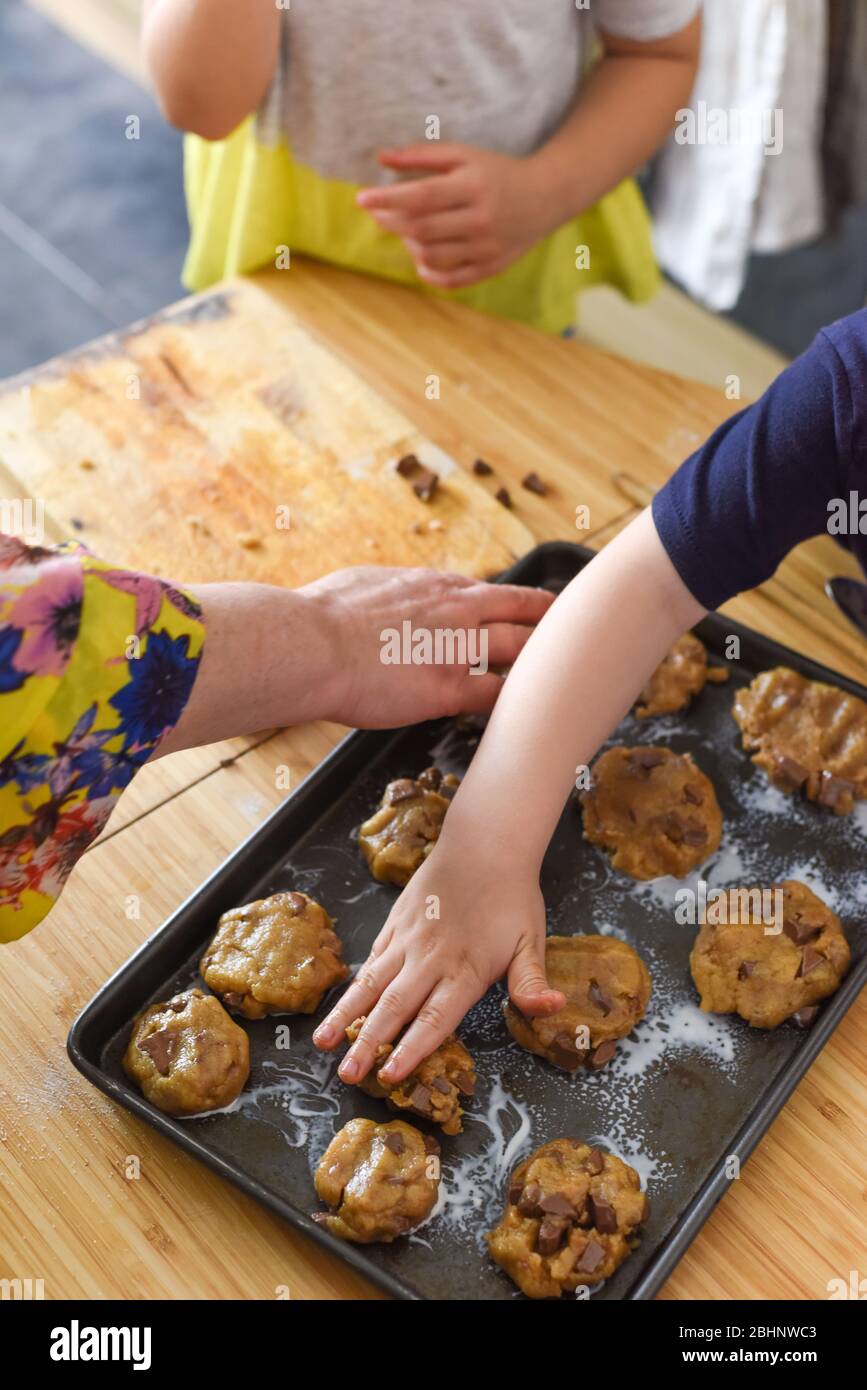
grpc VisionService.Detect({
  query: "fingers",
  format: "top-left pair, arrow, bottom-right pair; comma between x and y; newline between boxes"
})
377,979 -> 480,1084
337,969 -> 432,1083
415,261 -> 488,290
369,205 -> 484,245
406,238 -> 485,274
449,669 -> 504,714
507,937 -> 567,1016
377,142 -> 468,174
356,171 -> 468,219
473,582 -> 556,626
312,948 -> 400,1051
482,622 -> 535,668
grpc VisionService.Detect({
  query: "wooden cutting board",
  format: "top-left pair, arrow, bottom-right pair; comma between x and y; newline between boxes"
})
0,279 -> 534,585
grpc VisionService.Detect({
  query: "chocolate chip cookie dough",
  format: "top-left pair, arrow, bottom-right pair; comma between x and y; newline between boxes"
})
690,879 -> 851,1029
313,1117 -> 440,1243
200,890 -> 348,1020
581,746 -> 722,880
733,667 -> 867,814
635,633 -> 728,719
358,766 -> 459,887
345,1017 -> 475,1134
123,988 -> 249,1115
503,935 -> 651,1072
487,1139 -> 650,1298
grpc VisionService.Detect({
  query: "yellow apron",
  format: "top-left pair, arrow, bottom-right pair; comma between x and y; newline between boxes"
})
183,119 -> 659,334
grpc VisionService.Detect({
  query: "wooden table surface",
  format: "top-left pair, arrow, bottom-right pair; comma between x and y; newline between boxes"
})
1,260 -> 864,1302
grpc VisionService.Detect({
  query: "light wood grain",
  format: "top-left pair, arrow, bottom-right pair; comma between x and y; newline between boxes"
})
1,261 -> 865,1303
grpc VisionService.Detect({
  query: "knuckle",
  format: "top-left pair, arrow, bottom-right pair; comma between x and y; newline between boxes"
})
355,965 -> 380,995
417,999 -> 450,1032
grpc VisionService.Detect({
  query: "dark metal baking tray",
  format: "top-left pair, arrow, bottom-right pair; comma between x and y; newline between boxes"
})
68,541 -> 867,1301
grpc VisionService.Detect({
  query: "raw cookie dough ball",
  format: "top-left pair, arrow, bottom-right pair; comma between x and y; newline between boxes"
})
313,1117 -> 440,1243
123,988 -> 249,1116
487,1139 -> 650,1299
733,666 -> 867,814
345,1017 -> 476,1134
503,935 -> 651,1072
200,890 -> 348,1020
358,766 -> 459,887
635,633 -> 728,719
581,745 -> 722,880
690,879 -> 851,1029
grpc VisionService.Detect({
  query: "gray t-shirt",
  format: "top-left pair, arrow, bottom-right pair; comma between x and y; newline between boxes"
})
258,0 -> 700,185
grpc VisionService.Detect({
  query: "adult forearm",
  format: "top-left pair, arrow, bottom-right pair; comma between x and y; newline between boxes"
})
440,509 -> 705,868
154,582 -> 339,755
142,0 -> 280,139
528,20 -> 700,230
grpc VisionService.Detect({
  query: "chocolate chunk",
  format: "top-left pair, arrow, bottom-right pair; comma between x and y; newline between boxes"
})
682,823 -> 708,847
816,770 -> 855,812
587,1040 -> 617,1070
631,747 -> 667,768
423,1134 -> 441,1156
667,812 -> 707,846
455,1070 -> 476,1096
584,1147 -> 605,1175
521,471 -> 548,496
431,1076 -> 452,1095
384,1131 -> 406,1156
221,991 -> 246,1010
472,458 -> 493,476
137,1028 -> 178,1076
388,778 -> 419,804
588,979 -> 612,1016
682,784 -> 703,806
588,1194 -> 618,1233
798,945 -> 825,978
495,486 -> 512,508
774,754 -> 809,792
539,1192 -> 578,1220
783,913 -> 821,945
416,766 -> 442,791
284,892 -> 307,914
508,1180 -> 524,1206
412,468 -> 439,502
537,1215 -> 570,1255
517,1182 -> 544,1217
792,1005 -> 820,1028
396,453 -> 420,477
165,997 -> 187,1013
409,1083 -> 433,1115
550,1032 -> 586,1072
575,1239 -> 606,1275
737,960 -> 757,981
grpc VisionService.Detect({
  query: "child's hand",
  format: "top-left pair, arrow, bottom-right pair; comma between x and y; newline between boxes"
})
357,143 -> 553,290
312,840 -> 566,1082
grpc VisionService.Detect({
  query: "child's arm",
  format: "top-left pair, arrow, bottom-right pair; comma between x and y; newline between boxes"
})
357,9 -> 701,290
316,312 -> 865,1083
142,0 -> 280,140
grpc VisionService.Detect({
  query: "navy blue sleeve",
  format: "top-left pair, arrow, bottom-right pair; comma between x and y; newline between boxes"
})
652,309 -> 867,612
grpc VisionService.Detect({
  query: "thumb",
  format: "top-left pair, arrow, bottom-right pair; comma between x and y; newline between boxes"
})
508,937 -> 566,1016
378,142 -> 466,174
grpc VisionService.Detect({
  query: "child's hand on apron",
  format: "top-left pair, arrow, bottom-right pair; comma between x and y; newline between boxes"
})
357,142 -> 553,289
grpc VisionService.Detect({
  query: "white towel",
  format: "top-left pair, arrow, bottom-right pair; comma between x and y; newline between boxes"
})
651,0 -> 827,311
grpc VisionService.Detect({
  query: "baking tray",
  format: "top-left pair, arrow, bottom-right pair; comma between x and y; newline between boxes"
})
68,542 -> 867,1301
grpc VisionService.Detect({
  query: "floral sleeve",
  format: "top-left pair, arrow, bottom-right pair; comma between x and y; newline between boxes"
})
0,536 -> 205,943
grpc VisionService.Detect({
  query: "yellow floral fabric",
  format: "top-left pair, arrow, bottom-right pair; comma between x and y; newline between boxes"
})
182,120 -> 660,334
0,537 -> 205,943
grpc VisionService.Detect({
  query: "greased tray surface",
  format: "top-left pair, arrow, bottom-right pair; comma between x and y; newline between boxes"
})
68,543 -> 867,1301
